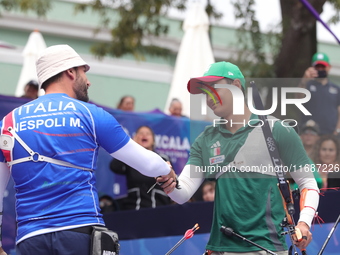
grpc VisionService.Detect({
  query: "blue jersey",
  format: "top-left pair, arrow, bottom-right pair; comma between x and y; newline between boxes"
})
0,93 -> 129,243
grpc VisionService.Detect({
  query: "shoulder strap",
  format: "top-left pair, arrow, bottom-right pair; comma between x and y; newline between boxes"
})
250,81 -> 293,210
1,111 -> 93,172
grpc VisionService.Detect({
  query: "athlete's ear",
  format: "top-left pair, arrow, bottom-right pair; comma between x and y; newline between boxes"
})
233,79 -> 242,90
65,68 -> 76,80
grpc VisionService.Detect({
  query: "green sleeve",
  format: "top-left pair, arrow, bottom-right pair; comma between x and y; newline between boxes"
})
187,132 -> 204,167
186,129 -> 216,179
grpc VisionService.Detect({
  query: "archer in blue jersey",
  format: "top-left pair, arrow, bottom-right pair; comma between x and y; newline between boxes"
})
0,45 -> 176,255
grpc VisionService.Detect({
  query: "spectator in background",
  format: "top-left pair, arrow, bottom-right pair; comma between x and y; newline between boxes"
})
300,119 -> 320,158
110,125 -> 172,210
202,180 -> 215,202
99,194 -> 119,213
312,135 -> 340,189
21,80 -> 39,100
168,98 -> 187,117
297,52 -> 340,135
117,95 -> 135,111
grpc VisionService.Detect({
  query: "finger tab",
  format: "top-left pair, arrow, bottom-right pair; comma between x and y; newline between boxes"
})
295,227 -> 303,242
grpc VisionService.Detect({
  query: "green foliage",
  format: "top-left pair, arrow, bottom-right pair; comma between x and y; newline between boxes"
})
231,0 -> 277,80
75,0 -> 223,59
76,0 -> 188,60
205,0 -> 223,21
0,0 -> 50,16
327,0 -> 340,24
231,0 -> 340,82
0,0 -> 221,60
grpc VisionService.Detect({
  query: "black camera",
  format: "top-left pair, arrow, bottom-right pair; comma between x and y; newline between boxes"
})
317,70 -> 327,78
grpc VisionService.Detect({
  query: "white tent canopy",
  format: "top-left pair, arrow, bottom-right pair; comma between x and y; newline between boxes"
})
15,30 -> 46,97
164,2 -> 215,119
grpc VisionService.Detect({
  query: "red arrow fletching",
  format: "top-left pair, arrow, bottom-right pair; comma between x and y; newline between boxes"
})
184,229 -> 194,240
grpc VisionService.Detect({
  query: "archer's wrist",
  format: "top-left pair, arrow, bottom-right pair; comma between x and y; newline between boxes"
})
297,221 -> 310,230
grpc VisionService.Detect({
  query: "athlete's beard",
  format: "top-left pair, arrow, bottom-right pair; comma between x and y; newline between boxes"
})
73,74 -> 89,102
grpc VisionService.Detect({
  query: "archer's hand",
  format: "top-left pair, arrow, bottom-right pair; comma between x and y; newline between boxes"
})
0,247 -> 8,255
156,162 -> 177,194
294,221 -> 312,251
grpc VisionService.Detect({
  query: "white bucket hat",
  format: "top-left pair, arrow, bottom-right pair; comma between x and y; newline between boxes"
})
36,44 -> 90,89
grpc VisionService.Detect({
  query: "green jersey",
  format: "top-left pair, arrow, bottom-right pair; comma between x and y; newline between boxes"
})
188,115 -> 311,252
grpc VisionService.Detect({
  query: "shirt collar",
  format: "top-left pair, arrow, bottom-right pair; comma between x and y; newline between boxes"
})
217,113 -> 261,134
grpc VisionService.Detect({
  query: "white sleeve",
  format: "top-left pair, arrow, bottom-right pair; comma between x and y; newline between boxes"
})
168,164 -> 205,204
0,162 -> 10,247
290,168 -> 319,228
110,139 -> 170,177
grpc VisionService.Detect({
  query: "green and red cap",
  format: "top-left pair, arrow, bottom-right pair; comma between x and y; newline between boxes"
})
187,61 -> 245,94
312,52 -> 330,67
